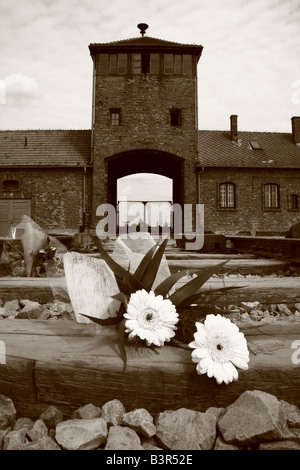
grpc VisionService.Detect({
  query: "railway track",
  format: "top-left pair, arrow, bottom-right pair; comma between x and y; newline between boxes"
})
0,235 -> 299,305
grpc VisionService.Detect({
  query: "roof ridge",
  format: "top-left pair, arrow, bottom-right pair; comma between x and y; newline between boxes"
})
89,35 -> 202,49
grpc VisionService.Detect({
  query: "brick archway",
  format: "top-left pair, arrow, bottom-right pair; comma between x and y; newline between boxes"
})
106,149 -> 184,209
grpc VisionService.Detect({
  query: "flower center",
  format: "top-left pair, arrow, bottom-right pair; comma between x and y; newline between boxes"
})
141,307 -> 159,329
205,334 -> 233,363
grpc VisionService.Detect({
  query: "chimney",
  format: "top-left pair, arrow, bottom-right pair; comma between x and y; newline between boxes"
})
230,115 -> 238,142
291,116 -> 300,145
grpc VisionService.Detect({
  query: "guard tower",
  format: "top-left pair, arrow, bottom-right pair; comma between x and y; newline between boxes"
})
89,24 -> 203,231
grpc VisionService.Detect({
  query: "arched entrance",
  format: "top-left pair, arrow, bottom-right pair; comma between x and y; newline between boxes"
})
106,150 -> 184,234
106,149 -> 184,210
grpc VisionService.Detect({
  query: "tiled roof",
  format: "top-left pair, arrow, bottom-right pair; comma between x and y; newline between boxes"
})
0,130 -> 91,167
89,36 -> 203,54
197,130 -> 300,169
1,128 -> 299,169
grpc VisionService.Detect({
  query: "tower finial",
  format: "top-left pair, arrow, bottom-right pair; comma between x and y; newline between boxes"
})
137,23 -> 149,37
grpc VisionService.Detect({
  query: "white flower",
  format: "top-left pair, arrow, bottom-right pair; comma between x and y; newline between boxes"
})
124,289 -> 179,347
189,314 -> 250,385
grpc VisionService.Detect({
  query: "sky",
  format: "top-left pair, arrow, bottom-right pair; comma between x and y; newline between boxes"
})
1,0 -> 299,133
117,174 -> 172,225
1,0 -> 300,202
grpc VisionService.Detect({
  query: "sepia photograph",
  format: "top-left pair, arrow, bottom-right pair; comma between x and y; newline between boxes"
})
0,0 -> 299,454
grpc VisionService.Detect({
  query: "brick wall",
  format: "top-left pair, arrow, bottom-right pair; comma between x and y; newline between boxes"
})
0,168 -> 92,233
199,167 -> 300,235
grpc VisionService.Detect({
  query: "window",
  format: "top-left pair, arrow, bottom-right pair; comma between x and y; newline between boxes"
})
150,53 -> 160,74
164,54 -> 193,75
264,183 -> 279,209
164,54 -> 174,74
98,54 -> 109,74
249,141 -> 262,150
132,53 -> 159,75
98,54 -> 127,75
117,54 -> 127,74
288,194 -> 299,211
182,55 -> 193,75
219,183 -> 236,209
98,52 -> 192,76
2,179 -> 20,192
170,109 -> 181,126
174,55 -> 182,74
110,108 -> 121,126
132,53 -> 141,74
109,54 -> 117,74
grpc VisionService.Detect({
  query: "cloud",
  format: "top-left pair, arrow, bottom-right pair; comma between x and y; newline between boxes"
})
4,73 -> 41,106
118,185 -> 132,200
0,0 -> 299,130
118,174 -> 172,201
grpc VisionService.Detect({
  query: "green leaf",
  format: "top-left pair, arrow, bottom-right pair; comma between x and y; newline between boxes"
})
79,313 -> 123,326
176,285 -> 247,307
168,261 -> 228,307
120,270 -> 146,296
154,269 -> 191,297
133,243 -> 158,281
116,318 -> 127,372
138,238 -> 169,291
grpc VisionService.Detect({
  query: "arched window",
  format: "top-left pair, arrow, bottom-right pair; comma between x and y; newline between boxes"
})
219,182 -> 236,209
264,183 -> 279,209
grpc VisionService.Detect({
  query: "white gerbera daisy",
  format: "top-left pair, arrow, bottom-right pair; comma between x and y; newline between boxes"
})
123,289 -> 179,347
189,314 -> 250,385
